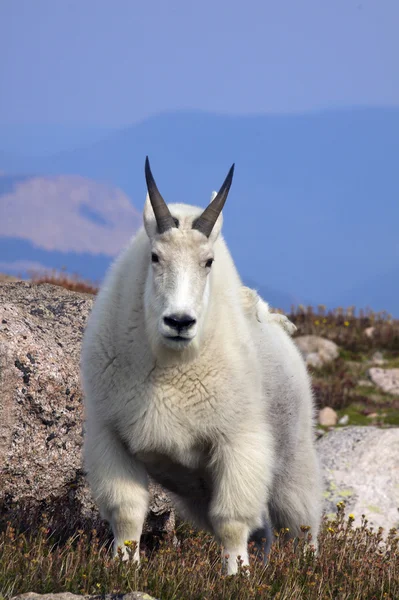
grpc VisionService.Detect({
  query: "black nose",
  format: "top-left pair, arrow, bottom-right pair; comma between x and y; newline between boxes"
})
163,314 -> 196,332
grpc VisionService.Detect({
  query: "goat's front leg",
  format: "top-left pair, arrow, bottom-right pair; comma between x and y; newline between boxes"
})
209,426 -> 273,575
83,423 -> 149,562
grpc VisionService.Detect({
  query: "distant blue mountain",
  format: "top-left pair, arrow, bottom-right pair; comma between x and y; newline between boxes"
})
1,108 -> 398,315
0,124 -> 113,157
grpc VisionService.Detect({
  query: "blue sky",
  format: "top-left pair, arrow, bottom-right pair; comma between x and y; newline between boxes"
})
1,0 -> 398,126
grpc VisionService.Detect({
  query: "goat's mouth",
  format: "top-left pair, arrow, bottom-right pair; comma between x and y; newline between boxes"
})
162,334 -> 194,348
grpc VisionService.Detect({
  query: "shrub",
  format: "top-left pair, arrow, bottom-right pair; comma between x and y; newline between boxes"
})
1,504 -> 398,600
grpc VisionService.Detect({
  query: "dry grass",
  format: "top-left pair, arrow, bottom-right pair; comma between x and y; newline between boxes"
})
29,268 -> 99,295
0,504 -> 398,600
288,305 -> 399,353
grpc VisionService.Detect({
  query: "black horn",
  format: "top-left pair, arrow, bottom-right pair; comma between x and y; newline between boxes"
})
145,156 -> 177,234
192,164 -> 235,237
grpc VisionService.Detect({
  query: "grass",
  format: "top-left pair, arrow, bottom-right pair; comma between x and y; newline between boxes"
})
308,349 -> 399,426
28,267 -> 99,295
0,504 -> 398,600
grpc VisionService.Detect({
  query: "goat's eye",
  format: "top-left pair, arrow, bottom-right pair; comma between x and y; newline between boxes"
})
205,258 -> 214,268
151,253 -> 159,263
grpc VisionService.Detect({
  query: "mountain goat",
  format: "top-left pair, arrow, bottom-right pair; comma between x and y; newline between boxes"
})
240,286 -> 297,336
81,158 -> 322,575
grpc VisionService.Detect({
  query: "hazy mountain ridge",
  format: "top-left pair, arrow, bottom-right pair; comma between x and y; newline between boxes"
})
0,173 -> 141,254
0,124 -> 113,157
1,108 -> 398,314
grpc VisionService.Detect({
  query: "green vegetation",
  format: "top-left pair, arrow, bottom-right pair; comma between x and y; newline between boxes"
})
1,504 -> 398,600
284,305 -> 399,426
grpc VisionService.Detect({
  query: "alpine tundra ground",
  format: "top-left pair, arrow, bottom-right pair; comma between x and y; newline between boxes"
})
0,270 -> 398,600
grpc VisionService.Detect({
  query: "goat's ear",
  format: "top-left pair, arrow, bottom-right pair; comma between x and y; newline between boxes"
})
143,193 -> 158,238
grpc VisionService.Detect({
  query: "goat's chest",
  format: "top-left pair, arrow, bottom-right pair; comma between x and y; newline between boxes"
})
118,363 -> 225,453
151,362 -> 224,417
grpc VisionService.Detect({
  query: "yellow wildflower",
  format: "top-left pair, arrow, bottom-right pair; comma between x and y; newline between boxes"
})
344,321 -> 350,327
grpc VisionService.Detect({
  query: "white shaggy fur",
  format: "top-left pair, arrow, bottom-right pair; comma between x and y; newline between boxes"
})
240,286 -> 297,336
81,187 -> 322,575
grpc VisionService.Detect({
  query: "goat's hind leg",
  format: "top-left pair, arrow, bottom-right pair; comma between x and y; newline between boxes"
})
268,466 -> 322,555
169,490 -> 213,533
248,515 -> 273,564
83,424 -> 149,562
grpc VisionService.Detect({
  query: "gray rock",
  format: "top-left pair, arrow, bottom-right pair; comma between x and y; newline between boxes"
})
306,352 -> 323,369
368,367 -> 399,395
364,326 -> 375,338
295,335 -> 339,368
318,407 -> 338,427
12,594 -> 158,600
0,282 -> 174,538
317,426 -> 399,532
358,379 -> 374,388
371,351 -> 386,366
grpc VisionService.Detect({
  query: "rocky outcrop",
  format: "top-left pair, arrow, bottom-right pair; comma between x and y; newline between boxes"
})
295,335 -> 339,368
0,281 -> 174,539
368,367 -> 399,395
317,426 -> 399,532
